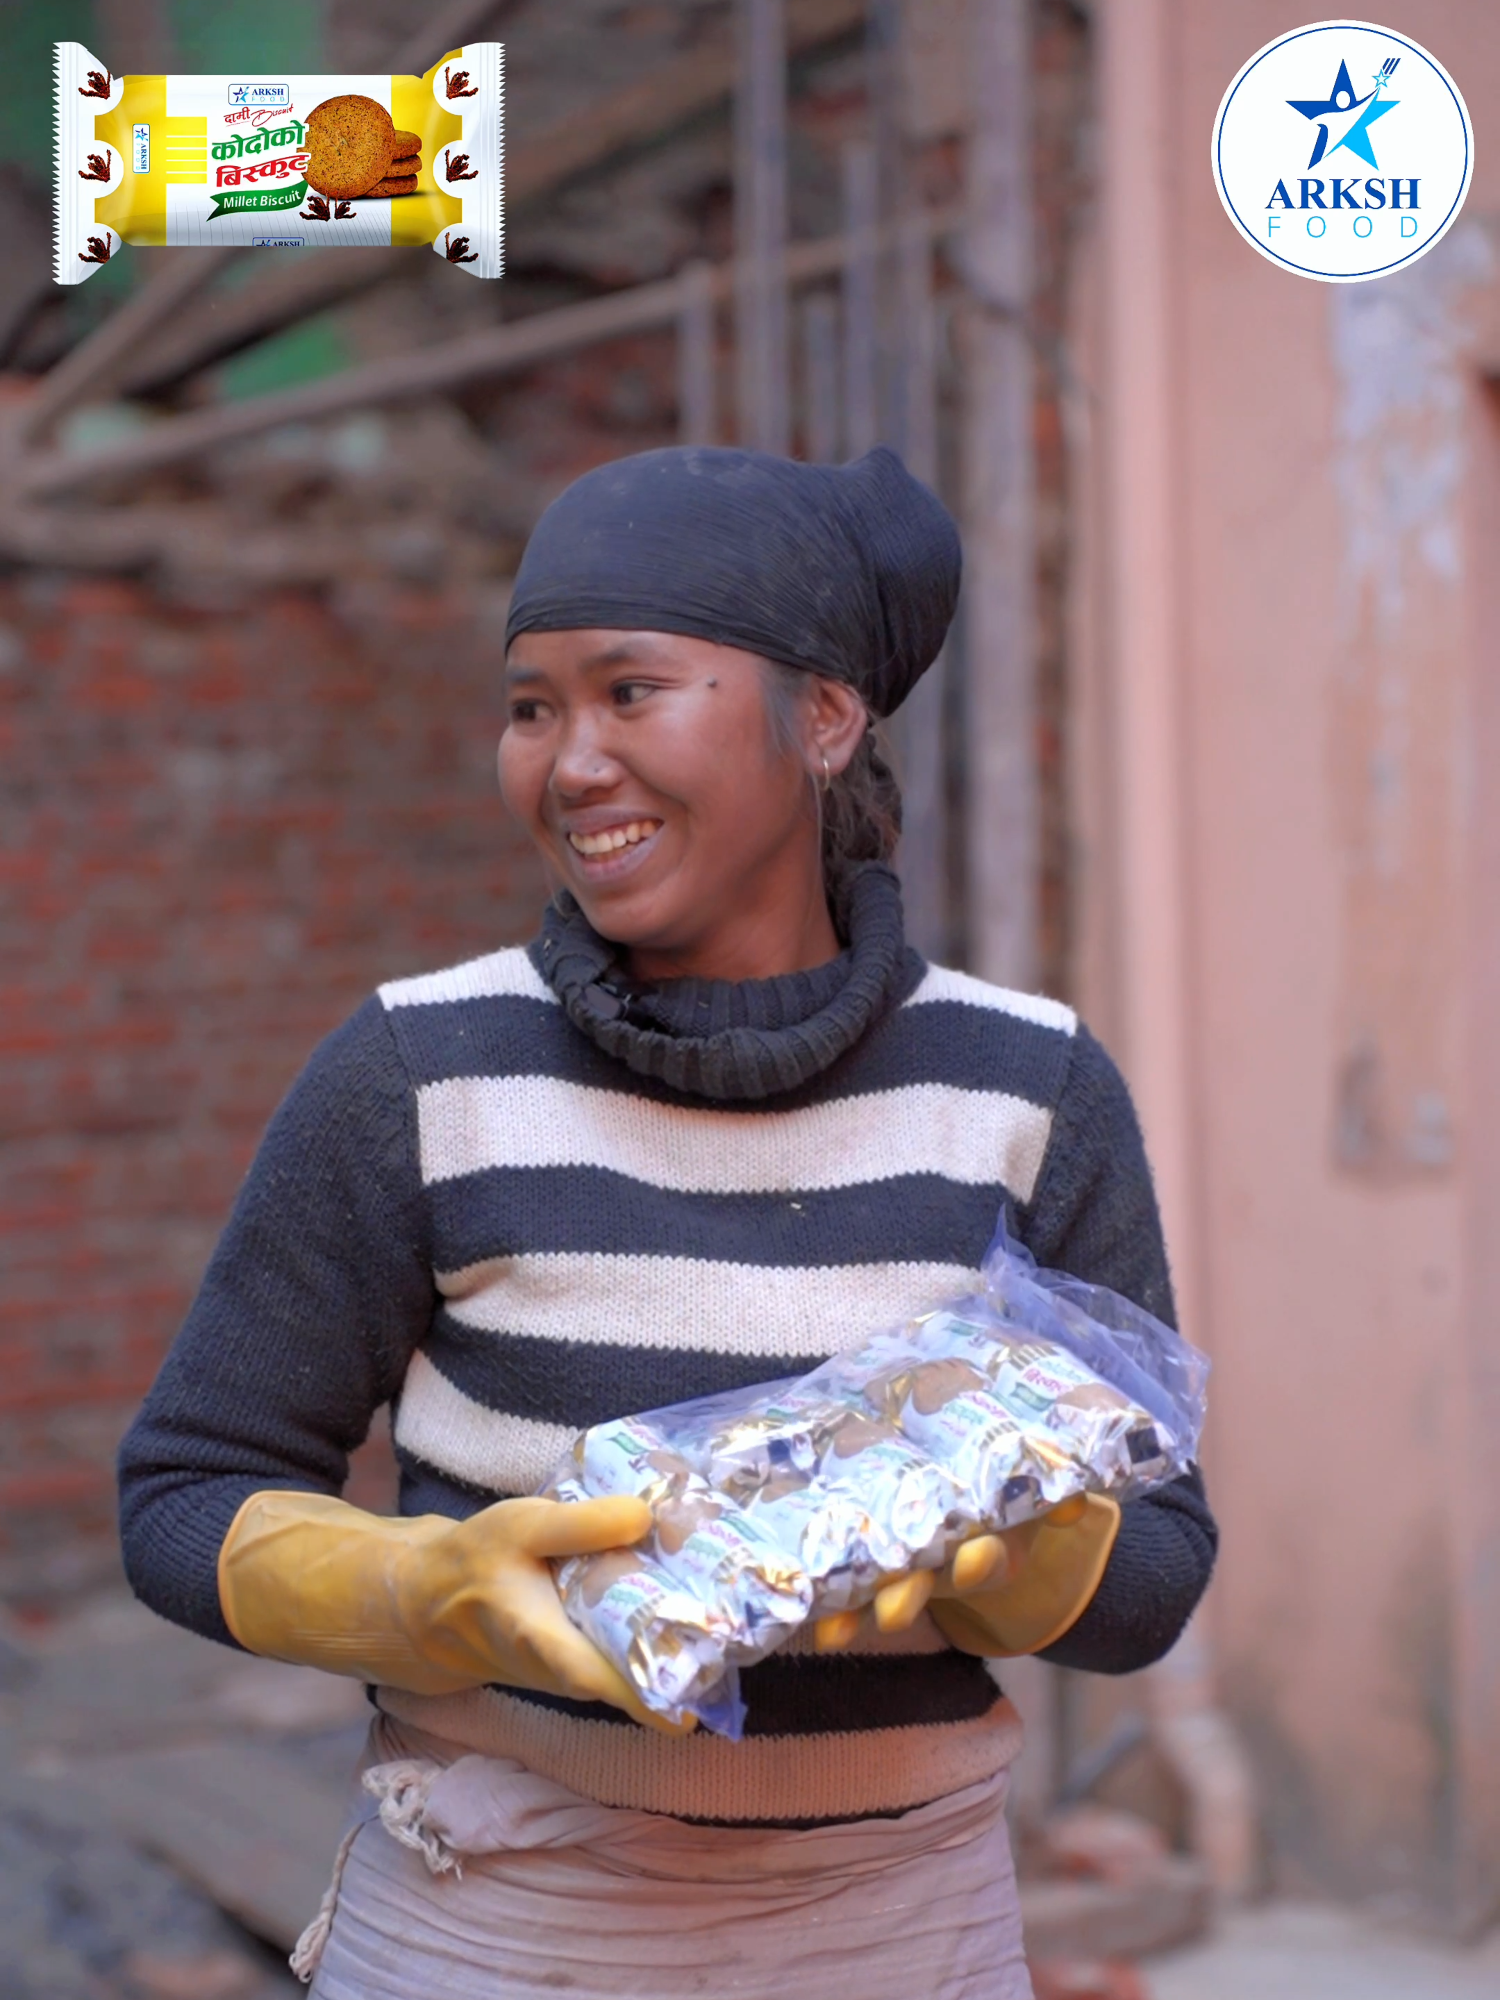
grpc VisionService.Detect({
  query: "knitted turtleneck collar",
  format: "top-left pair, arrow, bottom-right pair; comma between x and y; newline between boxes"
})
528,862 -> 920,1102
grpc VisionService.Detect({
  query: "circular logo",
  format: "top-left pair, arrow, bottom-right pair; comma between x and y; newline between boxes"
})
1212,20 -> 1473,283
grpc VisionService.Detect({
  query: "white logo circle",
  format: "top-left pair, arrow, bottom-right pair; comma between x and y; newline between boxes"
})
1212,20 -> 1473,283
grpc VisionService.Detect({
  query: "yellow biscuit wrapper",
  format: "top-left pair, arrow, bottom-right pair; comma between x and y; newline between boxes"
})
53,40 -> 503,282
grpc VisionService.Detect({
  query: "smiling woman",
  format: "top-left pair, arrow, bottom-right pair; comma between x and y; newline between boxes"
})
117,445 -> 1217,2000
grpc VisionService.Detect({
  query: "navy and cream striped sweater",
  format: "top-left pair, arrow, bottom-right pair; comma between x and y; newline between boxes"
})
119,890 -> 1215,1825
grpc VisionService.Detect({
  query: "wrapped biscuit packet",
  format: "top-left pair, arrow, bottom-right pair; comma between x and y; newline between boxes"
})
554,1537 -> 746,1737
54,40 -> 502,282
546,1420 -> 811,1733
544,1213 -> 1209,1737
564,1418 -> 812,1653
839,1309 -> 1172,1527
707,1396 -> 962,1609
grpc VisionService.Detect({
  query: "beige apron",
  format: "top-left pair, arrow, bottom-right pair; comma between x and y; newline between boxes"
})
298,1714 -> 1033,2000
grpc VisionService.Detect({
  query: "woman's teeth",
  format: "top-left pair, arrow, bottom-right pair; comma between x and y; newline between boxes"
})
568,819 -> 661,856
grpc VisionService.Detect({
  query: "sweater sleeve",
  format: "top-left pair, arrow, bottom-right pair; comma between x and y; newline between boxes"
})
117,996 -> 434,1648
1019,1023 -> 1218,1675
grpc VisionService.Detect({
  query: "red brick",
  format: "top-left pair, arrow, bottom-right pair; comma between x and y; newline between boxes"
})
0,1464 -> 111,1510
61,580 -> 142,618
0,1375 -> 158,1415
76,672 -> 160,713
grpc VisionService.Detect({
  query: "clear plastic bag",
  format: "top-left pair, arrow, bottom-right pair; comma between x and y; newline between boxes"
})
545,1210 -> 1209,1736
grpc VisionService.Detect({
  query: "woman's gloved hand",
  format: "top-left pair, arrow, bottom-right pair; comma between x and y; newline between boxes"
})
217,1489 -> 690,1732
813,1494 -> 1121,1658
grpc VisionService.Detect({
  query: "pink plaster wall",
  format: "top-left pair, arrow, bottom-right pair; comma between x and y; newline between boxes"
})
1088,0 -> 1500,1924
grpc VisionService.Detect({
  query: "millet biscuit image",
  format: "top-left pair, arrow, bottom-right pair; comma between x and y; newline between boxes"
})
304,93 -> 396,200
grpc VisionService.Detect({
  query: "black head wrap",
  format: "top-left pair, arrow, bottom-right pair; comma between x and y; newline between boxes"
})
504,444 -> 961,718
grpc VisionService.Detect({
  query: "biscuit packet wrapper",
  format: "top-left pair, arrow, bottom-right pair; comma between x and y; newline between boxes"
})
551,1531 -> 747,1738
705,1397 -> 962,1610
543,1215 -> 1209,1737
566,1417 -> 813,1652
54,40 -> 502,281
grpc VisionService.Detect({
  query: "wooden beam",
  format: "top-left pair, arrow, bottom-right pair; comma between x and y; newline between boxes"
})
21,277 -> 699,499
961,0 -> 1036,989
896,213 -> 937,485
19,211 -> 958,501
840,141 -> 879,458
0,499 -> 393,582
11,251 -> 234,446
0,501 -> 183,569
513,0 -> 860,200
866,0 -> 904,448
0,274 -> 55,372
799,291 -> 839,462
734,0 -> 791,454
1019,1859 -> 1211,1962
62,1741 -> 348,1952
888,217 -> 946,958
676,259 -> 718,445
114,250 -> 402,402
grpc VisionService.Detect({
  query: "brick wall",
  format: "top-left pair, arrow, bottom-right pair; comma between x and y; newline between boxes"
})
0,576 -> 546,1599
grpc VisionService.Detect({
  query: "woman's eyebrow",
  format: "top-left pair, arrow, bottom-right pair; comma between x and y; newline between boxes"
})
505,639 -> 673,686
584,638 -> 669,670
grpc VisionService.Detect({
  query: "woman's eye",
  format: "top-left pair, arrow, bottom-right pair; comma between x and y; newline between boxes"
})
612,680 -> 656,707
508,700 -> 544,724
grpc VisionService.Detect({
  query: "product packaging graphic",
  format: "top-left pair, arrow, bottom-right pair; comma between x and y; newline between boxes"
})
53,41 -> 503,282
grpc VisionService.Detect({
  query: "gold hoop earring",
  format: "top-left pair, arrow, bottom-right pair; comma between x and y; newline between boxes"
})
819,750 -> 832,793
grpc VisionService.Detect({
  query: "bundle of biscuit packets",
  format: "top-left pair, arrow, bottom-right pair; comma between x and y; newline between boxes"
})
544,1216 -> 1209,1737
54,41 -> 502,281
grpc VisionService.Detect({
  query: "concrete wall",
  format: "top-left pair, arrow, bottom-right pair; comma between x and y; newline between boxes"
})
1083,0 -> 1500,1930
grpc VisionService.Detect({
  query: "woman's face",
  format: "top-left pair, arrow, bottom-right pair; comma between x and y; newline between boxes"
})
498,628 -> 859,975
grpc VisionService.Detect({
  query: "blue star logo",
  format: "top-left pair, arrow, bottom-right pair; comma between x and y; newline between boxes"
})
1288,55 -> 1400,170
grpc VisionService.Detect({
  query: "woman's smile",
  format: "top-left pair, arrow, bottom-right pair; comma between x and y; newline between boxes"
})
562,815 -> 666,876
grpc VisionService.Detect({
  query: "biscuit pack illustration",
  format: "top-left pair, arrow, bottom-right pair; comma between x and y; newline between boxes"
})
53,41 -> 503,282
542,1216 -> 1210,1733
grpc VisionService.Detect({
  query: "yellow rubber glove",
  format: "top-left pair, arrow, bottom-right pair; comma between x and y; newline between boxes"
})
928,1494 -> 1120,1656
813,1494 -> 1121,1659
217,1489 -> 689,1732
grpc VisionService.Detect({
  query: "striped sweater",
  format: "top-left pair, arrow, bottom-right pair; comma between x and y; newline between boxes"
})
119,927 -> 1215,1826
